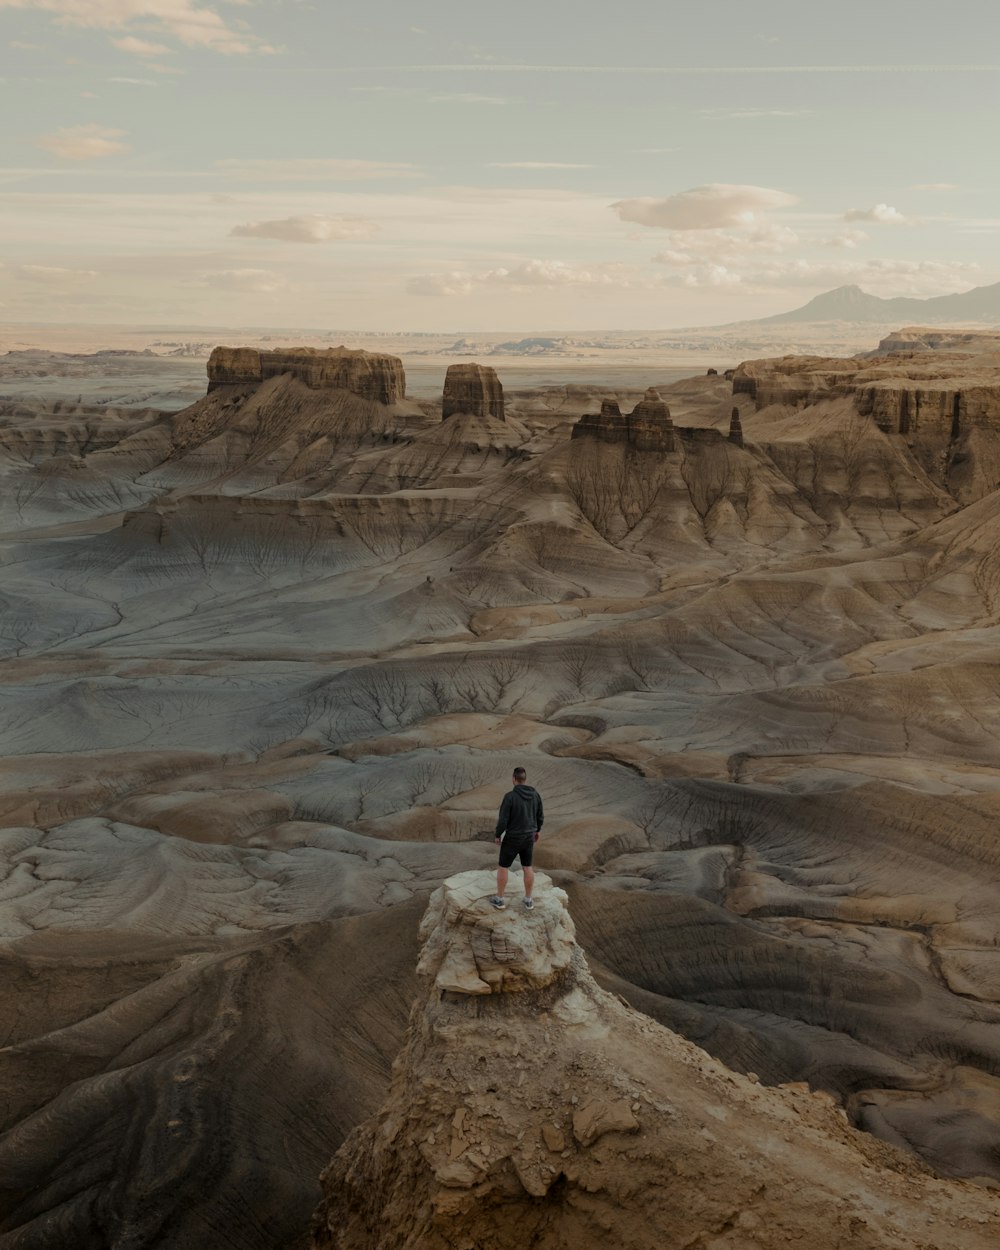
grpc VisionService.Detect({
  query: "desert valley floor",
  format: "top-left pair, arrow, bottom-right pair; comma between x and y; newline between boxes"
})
3,332 -> 1000,1248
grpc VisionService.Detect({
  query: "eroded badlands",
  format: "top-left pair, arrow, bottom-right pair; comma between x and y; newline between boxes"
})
3,336 -> 1000,1248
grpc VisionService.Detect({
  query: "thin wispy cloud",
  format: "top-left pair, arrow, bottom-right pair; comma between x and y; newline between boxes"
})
215,158 -> 419,182
15,263 -> 99,283
488,162 -> 595,170
193,268 -> 285,292
112,35 -> 170,57
35,123 -> 129,160
230,213 -> 378,243
349,85 -> 509,105
409,259 -> 650,297
701,108 -> 810,119
0,0 -> 273,55
613,184 -> 797,231
430,92 -> 507,104
276,63 -> 1000,75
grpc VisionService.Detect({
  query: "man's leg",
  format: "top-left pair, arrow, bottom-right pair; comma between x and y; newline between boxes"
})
523,866 -> 534,900
496,865 -> 508,899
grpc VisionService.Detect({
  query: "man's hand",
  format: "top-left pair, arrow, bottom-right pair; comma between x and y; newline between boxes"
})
533,832 -> 539,842
494,836 -> 501,844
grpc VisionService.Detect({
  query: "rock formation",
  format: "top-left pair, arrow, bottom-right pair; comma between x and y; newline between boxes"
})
572,388 -> 675,451
728,405 -> 744,447
441,362 -> 505,421
9,338 -> 1000,1245
207,345 -> 406,404
311,871 -> 1000,1250
731,342 -> 1000,502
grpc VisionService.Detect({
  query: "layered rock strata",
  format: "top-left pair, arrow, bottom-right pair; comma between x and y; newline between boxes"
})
310,871 -> 1000,1250
207,346 -> 406,404
731,351 -> 1000,441
441,363 -> 505,421
572,388 -> 675,452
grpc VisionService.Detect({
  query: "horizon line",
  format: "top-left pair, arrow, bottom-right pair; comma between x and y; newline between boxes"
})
221,63 -> 1000,75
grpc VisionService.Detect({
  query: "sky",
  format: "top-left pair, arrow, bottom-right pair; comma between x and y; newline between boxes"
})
1,0 -> 999,330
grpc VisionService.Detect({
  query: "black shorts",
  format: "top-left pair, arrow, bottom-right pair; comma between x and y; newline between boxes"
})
498,832 -> 535,868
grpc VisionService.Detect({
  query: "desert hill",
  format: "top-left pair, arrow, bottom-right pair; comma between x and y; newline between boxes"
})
756,279 -> 1000,325
4,337 -> 1000,1246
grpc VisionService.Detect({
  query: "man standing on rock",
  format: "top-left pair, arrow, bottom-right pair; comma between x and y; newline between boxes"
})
492,766 -> 543,911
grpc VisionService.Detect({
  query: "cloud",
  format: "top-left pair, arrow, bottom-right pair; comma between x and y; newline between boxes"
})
35,123 -> 129,160
112,35 -> 169,56
14,264 -> 99,283
408,258 -> 649,297
651,224 -> 799,266
488,161 -> 595,170
659,256 -> 977,295
107,75 -> 157,85
195,268 -> 285,293
229,213 -> 378,243
612,183 -> 798,230
215,158 -> 419,182
429,92 -> 507,104
820,229 -> 870,248
700,108 -> 808,118
0,0 -> 272,55
910,182 -> 960,191
843,203 -> 910,224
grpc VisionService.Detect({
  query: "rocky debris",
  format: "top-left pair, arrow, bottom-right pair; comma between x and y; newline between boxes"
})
572,388 -> 675,452
441,363 -> 505,421
310,870 -> 1000,1250
207,346 -> 406,404
728,405 -> 744,447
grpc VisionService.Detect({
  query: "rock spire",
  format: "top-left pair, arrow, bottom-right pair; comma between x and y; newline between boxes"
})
572,387 -> 675,452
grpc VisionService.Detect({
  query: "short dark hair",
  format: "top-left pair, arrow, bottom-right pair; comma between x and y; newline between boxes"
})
513,766 -> 526,781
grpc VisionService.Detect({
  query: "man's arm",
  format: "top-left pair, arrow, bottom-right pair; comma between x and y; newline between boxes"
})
495,793 -> 511,839
535,792 -> 543,832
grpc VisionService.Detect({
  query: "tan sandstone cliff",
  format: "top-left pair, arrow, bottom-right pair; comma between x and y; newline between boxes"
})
207,345 -> 406,404
572,388 -> 675,452
310,871 -> 1000,1250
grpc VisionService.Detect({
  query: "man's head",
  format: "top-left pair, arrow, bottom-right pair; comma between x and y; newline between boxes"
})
512,766 -> 526,784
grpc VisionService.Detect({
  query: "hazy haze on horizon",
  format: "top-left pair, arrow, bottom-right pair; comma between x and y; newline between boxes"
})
1,0 -> 998,331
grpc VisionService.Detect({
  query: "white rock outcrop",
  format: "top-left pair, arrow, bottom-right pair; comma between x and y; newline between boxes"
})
310,871 -> 1000,1250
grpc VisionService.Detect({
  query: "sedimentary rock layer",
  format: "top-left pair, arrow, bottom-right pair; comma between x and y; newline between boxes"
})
441,362 -> 505,421
571,388 -> 675,451
5,340 -> 1000,1247
207,345 -> 406,404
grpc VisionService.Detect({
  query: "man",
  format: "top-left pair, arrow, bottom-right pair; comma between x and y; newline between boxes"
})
492,766 -> 544,910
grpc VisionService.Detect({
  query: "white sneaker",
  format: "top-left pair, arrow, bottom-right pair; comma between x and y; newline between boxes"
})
523,897 -> 534,910
490,896 -> 506,910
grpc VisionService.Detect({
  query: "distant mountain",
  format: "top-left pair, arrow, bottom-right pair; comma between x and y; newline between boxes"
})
757,281 -> 1000,325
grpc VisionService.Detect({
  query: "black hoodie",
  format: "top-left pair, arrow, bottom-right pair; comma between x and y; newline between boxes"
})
495,784 -> 544,838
